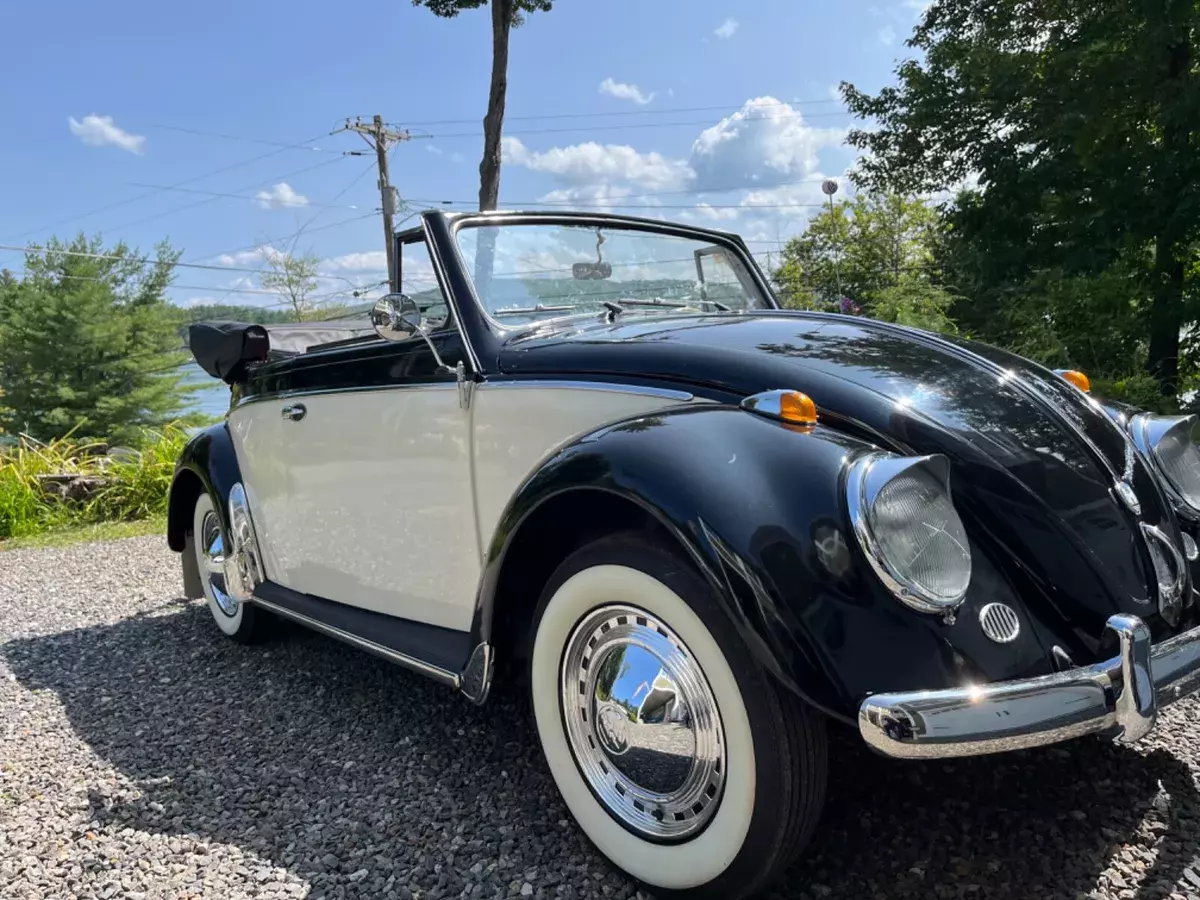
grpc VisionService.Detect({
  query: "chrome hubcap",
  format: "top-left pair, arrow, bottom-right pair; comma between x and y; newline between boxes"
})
201,510 -> 237,617
560,604 -> 726,841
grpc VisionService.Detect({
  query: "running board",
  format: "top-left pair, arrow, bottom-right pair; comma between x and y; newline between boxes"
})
248,582 -> 492,701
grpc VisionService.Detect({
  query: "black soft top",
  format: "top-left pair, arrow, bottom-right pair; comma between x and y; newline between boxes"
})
187,318 -> 378,383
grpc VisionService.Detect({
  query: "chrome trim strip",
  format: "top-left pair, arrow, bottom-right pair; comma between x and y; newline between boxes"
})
478,380 -> 694,402
857,612 -> 1200,759
233,381 -> 458,410
249,595 -> 462,688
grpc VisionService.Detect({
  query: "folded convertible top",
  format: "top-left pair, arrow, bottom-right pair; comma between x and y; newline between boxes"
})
188,317 -> 377,384
188,322 -> 270,384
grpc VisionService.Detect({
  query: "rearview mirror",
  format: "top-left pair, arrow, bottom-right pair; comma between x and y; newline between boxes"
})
371,293 -> 423,342
572,261 -> 612,280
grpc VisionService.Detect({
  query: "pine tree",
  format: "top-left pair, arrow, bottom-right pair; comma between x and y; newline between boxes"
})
0,234 -> 198,444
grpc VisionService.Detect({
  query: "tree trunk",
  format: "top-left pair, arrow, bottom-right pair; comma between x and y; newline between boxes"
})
1146,29 -> 1192,399
479,0 -> 512,212
1147,236 -> 1185,397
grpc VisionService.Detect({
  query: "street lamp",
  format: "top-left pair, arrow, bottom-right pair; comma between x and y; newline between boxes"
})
822,179 -> 844,302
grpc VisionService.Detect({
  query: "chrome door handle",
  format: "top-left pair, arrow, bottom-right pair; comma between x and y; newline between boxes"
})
281,403 -> 307,421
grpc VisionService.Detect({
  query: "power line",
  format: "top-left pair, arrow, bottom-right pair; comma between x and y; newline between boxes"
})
0,243 -> 287,276
4,132 -> 332,243
200,159 -> 379,307
151,124 -> 333,152
126,182 -> 362,210
104,153 -> 349,235
402,97 -> 844,127
428,110 -> 853,141
184,211 -> 378,266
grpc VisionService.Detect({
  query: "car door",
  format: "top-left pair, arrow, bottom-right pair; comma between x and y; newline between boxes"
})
228,236 -> 481,633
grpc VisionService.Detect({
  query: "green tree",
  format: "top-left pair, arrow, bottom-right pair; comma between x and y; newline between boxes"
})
260,247 -> 321,320
772,191 -> 954,332
844,0 -> 1200,395
0,235 -> 196,443
412,0 -> 552,210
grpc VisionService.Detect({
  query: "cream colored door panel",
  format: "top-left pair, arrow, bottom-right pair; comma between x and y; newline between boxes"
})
472,383 -> 698,552
228,402 -> 291,586
229,386 -> 479,632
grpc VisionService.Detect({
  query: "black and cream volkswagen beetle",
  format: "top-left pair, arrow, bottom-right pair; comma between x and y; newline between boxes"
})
172,210 -> 1200,898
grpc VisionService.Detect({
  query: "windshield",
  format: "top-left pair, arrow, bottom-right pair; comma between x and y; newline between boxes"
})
454,222 -> 772,325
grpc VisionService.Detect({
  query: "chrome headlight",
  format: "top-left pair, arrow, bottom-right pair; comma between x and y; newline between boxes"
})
1130,414 -> 1200,513
846,453 -> 972,613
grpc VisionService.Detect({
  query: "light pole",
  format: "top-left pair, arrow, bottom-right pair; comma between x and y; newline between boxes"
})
822,179 -> 844,303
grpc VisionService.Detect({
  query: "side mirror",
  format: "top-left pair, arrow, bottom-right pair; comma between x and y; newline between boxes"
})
371,293 -> 424,342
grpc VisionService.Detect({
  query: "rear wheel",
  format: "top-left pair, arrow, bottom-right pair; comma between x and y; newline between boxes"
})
529,533 -> 827,899
188,492 -> 267,643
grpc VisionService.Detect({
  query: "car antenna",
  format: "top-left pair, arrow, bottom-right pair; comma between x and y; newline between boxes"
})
601,299 -> 624,322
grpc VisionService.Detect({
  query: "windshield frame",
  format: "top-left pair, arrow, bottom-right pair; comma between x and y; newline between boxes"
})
441,210 -> 780,333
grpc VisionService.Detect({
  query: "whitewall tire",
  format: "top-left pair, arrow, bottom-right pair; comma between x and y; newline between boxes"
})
530,533 -> 827,899
190,492 -> 266,643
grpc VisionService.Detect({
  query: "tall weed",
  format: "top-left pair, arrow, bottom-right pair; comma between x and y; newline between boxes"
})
0,424 -> 188,540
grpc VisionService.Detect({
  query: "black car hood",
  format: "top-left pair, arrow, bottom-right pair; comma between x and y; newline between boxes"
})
500,311 -> 1184,652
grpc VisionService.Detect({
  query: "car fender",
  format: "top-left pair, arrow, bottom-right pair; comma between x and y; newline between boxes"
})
166,422 -> 244,554
474,404 -> 974,723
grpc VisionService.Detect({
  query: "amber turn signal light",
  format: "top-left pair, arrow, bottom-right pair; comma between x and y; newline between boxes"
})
1055,369 -> 1091,393
740,389 -> 819,426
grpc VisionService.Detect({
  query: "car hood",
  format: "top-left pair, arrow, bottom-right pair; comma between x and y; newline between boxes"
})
499,311 -> 1188,654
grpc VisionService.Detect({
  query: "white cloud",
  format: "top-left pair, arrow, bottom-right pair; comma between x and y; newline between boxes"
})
690,97 -> 847,189
214,245 -> 291,268
325,250 -> 388,272
599,78 -> 655,105
427,144 -> 444,155
879,25 -> 896,45
215,248 -> 266,267
537,184 -> 639,211
828,84 -> 843,102
67,114 -> 146,155
713,18 -> 739,39
497,97 -> 853,242
255,183 -> 309,210
503,136 -> 693,191
903,0 -> 932,13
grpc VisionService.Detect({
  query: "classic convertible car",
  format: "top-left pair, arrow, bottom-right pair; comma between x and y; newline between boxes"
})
172,210 -> 1200,898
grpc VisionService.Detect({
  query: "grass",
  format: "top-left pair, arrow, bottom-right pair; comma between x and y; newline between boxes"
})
0,515 -> 166,551
0,424 -> 189,543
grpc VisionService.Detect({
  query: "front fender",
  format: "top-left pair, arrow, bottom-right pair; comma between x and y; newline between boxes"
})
166,422 -> 244,552
476,405 -> 1052,723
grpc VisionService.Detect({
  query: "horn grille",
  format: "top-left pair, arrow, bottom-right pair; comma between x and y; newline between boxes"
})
979,603 -> 1020,644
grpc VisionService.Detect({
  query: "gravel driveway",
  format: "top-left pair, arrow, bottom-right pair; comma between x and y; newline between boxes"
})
4,536 -> 1200,899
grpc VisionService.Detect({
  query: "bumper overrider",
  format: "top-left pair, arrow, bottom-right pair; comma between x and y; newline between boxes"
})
859,614 -> 1200,758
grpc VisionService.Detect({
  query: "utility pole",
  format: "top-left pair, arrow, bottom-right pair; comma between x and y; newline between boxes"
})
333,115 -> 411,289
822,179 -> 844,303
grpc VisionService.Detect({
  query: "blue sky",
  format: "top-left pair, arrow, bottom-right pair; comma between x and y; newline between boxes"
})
0,0 -> 927,310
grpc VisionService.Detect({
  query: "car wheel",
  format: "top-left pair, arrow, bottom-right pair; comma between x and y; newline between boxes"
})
189,491 -> 266,643
529,532 -> 827,899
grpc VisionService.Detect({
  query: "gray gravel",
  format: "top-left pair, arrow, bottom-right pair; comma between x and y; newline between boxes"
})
3,536 -> 1200,899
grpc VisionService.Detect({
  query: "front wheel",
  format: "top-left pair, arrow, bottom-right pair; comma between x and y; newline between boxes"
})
188,491 -> 268,643
529,533 -> 827,899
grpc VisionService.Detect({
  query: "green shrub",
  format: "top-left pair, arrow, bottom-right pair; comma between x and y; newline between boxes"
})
0,424 -> 188,540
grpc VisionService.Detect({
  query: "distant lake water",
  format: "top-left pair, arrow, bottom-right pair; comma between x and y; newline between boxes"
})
182,362 -> 232,419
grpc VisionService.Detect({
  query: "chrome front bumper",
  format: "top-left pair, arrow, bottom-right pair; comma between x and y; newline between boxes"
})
859,614 -> 1200,758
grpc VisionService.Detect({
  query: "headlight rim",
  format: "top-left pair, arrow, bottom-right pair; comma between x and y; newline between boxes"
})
846,451 -> 973,614
1129,413 -> 1200,516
